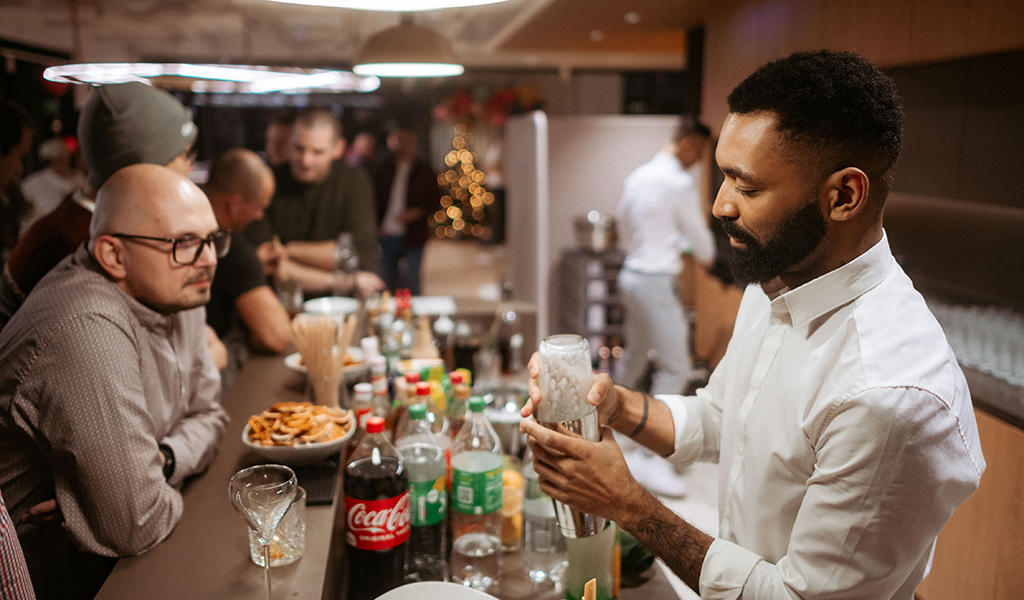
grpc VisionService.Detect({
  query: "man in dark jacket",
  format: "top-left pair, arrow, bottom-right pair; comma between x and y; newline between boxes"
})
374,126 -> 442,295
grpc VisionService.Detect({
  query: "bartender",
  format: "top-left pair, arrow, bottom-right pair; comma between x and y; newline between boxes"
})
521,49 -> 984,600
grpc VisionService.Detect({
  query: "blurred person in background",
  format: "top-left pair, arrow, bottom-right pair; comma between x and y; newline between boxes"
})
204,149 -> 292,370
262,109 -> 295,168
0,101 -> 34,264
18,136 -> 84,232
0,82 -> 197,332
613,118 -> 716,497
245,107 -> 383,299
374,125 -> 442,296
0,165 -> 228,600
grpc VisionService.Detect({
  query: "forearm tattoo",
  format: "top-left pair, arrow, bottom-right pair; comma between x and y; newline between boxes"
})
634,515 -> 709,592
627,393 -> 649,438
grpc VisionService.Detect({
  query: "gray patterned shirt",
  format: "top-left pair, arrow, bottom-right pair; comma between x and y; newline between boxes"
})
0,245 -> 228,599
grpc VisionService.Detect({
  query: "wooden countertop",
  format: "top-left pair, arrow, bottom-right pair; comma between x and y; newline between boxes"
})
97,346 -> 678,600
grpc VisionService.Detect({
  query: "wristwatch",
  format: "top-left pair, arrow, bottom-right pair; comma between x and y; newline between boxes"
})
158,444 -> 176,481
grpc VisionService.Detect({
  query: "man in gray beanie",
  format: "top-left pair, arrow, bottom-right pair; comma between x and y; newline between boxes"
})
0,81 -> 197,332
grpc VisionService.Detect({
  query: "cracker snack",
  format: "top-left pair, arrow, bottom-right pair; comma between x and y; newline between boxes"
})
247,401 -> 353,446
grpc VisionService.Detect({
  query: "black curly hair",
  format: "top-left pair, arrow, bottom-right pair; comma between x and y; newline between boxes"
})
727,49 -> 904,205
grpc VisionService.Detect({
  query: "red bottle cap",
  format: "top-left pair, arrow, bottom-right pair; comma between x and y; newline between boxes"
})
405,372 -> 421,384
356,407 -> 371,416
416,381 -> 431,396
366,417 -> 385,433
449,372 -> 463,384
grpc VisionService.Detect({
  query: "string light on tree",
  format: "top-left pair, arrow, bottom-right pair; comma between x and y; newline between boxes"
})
432,123 -> 495,240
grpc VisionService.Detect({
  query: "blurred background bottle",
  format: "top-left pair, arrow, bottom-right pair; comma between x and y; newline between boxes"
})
449,397 -> 504,593
395,404 -> 448,583
521,448 -> 567,588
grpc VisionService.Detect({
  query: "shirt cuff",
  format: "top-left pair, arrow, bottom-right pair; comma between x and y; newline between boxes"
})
699,538 -> 763,600
659,394 -> 707,467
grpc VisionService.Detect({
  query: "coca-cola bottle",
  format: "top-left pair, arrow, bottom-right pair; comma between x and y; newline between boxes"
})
344,417 -> 410,600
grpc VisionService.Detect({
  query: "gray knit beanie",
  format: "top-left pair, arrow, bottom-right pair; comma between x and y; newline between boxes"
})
78,81 -> 197,190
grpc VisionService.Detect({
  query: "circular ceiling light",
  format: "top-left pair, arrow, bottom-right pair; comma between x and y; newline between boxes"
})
267,0 -> 509,10
43,63 -> 380,93
353,24 -> 464,77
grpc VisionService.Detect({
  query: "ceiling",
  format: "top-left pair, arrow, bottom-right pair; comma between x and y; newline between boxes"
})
0,0 -> 702,72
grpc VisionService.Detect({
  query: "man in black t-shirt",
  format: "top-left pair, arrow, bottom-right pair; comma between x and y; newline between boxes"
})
206,149 -> 291,355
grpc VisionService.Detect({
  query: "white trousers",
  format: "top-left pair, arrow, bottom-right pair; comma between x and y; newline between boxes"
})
616,269 -> 691,396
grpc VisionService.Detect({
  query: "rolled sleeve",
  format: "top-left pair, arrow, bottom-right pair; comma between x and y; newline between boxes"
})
662,390 -> 722,467
699,538 -> 763,600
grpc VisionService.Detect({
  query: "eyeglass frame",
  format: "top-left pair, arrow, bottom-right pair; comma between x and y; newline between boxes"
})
110,230 -> 232,266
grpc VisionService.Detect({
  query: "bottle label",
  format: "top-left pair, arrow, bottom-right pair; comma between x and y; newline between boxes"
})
452,465 -> 502,515
345,492 -> 410,550
409,476 -> 447,527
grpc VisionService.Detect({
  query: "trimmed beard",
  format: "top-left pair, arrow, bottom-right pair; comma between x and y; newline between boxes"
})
720,199 -> 827,285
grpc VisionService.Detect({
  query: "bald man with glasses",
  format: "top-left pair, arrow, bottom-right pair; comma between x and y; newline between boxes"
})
0,164 -> 228,600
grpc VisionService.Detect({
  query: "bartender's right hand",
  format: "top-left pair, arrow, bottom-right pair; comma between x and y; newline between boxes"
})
522,352 -> 623,426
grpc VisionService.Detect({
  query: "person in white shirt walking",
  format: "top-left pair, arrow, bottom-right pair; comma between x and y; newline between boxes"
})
18,138 -> 84,232
616,118 -> 715,396
522,49 -> 984,600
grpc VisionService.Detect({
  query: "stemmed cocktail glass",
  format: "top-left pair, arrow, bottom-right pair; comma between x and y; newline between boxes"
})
229,464 -> 297,600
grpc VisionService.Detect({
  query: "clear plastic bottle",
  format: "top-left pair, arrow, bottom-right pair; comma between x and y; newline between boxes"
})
370,356 -> 393,438
449,396 -> 504,593
521,448 -> 567,586
344,417 -> 409,600
396,382 -> 451,462
395,404 -> 448,582
446,371 -> 471,440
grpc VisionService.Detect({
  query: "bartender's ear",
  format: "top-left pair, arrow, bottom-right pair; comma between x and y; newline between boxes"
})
92,236 -> 128,281
826,167 -> 869,222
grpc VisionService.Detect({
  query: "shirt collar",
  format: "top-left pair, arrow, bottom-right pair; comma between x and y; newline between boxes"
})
766,231 -> 896,328
73,244 -> 176,333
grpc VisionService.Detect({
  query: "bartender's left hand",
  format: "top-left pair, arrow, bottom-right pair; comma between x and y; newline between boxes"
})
522,420 -> 643,522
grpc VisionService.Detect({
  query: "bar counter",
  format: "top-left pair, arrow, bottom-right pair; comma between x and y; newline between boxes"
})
97,328 -> 679,599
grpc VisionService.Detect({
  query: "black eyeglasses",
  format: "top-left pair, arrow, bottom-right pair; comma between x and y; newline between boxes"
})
111,230 -> 231,265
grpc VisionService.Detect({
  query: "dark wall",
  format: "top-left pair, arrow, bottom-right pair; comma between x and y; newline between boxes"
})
883,49 -> 1024,311
888,50 -> 1024,210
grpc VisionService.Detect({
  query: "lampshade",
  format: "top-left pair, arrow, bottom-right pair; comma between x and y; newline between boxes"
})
43,63 -> 380,93
267,0 -> 509,10
353,23 -> 464,77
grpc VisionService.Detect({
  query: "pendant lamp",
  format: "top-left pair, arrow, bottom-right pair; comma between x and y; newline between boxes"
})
353,22 -> 464,77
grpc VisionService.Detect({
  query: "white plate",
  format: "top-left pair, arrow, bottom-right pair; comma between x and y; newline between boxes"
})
302,296 -> 361,315
374,582 -> 497,600
284,348 -> 369,383
242,420 -> 354,466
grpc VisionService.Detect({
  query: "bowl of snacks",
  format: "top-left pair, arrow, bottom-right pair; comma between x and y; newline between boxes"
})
284,346 -> 369,384
243,401 -> 355,465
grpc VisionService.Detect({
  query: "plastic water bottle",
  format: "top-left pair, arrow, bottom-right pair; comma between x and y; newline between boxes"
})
521,449 -> 566,586
449,396 -> 503,592
395,404 -> 448,582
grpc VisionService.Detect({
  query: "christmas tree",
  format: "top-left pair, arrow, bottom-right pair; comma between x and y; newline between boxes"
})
431,123 -> 495,241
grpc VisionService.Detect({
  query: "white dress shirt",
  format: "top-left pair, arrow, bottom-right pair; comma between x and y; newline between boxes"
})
381,159 -> 412,237
616,151 -> 715,274
663,233 -> 985,599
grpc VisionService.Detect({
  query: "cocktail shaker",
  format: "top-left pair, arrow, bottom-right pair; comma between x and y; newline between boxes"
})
536,334 -> 607,538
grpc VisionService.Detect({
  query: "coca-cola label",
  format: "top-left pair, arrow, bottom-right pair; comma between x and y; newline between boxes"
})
344,492 -> 411,550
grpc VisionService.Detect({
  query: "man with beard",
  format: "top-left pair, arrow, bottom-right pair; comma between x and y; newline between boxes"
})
0,164 -> 228,600
521,50 -> 984,600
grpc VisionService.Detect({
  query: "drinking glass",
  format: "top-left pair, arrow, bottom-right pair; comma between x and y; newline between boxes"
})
248,486 -> 306,567
229,465 -> 298,600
